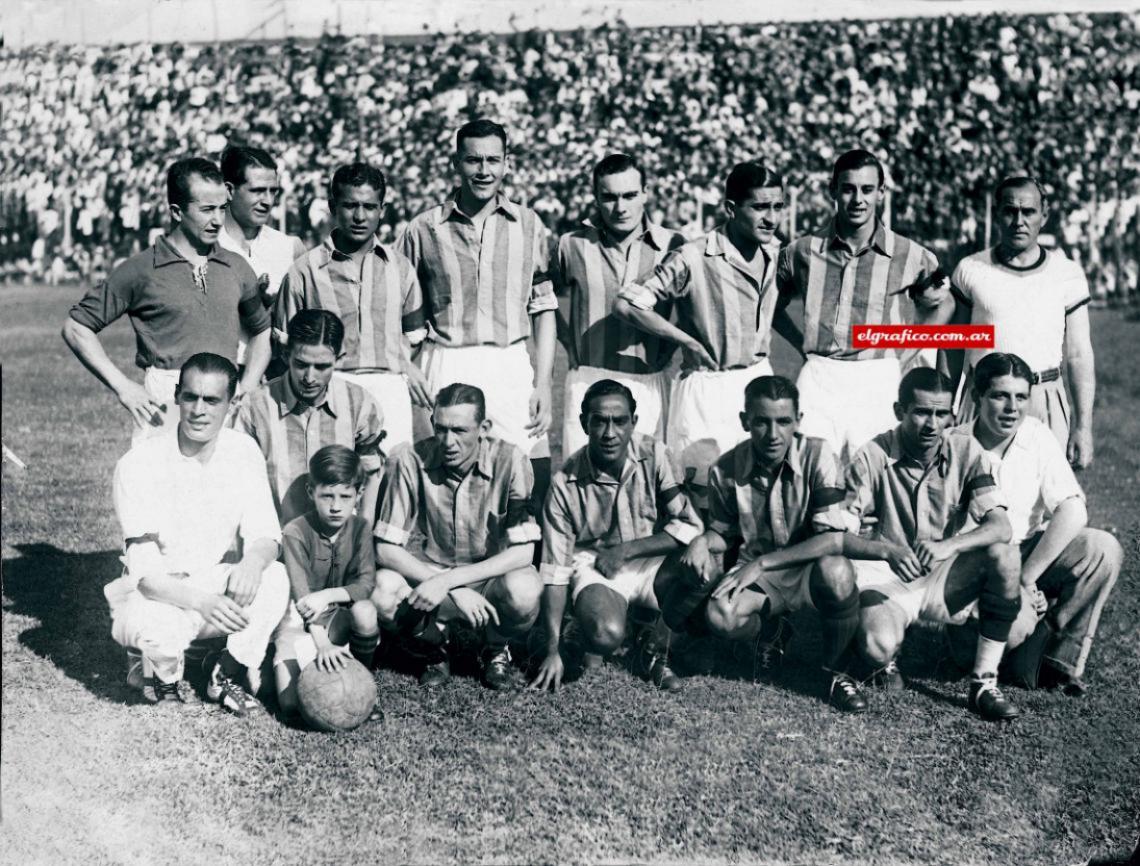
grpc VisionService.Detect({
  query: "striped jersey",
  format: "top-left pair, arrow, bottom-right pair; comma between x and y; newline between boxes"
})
618,225 -> 781,372
556,218 -> 685,373
272,236 -> 427,373
399,193 -> 559,348
776,220 -> 939,361
234,374 -> 385,525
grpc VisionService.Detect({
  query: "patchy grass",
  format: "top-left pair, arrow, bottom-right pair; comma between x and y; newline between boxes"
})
2,284 -> 1138,866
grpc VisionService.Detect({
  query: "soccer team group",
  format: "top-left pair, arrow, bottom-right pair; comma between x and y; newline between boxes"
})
61,118 -> 1123,726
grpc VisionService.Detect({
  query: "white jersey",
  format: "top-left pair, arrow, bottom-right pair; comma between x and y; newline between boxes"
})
219,223 -> 304,363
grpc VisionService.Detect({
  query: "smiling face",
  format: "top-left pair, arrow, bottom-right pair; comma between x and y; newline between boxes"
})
172,175 -> 228,249
895,388 -> 954,462
227,165 -> 280,231
287,341 -> 337,404
594,167 -> 647,239
331,183 -> 382,246
975,373 -> 1031,442
996,184 -> 1046,256
454,135 -> 507,206
725,185 -> 785,246
742,395 -> 799,469
582,392 -> 637,467
831,166 -> 884,232
175,368 -> 234,446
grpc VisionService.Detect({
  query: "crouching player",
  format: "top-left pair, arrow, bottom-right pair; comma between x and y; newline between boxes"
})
674,375 -> 867,712
107,353 -> 289,715
844,368 -> 1023,721
949,352 -> 1121,693
371,384 -> 543,689
530,380 -> 702,693
273,446 -> 382,719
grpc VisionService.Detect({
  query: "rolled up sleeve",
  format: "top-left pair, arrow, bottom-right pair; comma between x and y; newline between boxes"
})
963,451 -> 1008,523
70,264 -> 137,332
618,251 -> 689,311
540,480 -> 576,586
505,447 -> 542,545
238,446 -> 283,548
655,443 -> 702,544
373,448 -> 419,546
808,442 -> 850,533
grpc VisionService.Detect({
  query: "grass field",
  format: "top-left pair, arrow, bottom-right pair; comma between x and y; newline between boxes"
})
2,283 -> 1138,866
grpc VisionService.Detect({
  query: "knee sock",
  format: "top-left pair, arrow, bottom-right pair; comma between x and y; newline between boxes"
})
976,590 -> 1021,677
814,589 -> 860,672
350,628 -> 381,667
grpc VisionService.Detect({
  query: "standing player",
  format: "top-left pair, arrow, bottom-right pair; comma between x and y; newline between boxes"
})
273,162 -> 429,453
530,380 -> 702,693
399,119 -> 559,501
63,158 -> 271,443
951,176 -> 1096,467
844,368 -> 1022,721
371,384 -> 543,690
555,153 -> 685,456
218,145 -> 307,371
774,149 -> 953,464
614,161 -> 785,505
674,376 -> 866,712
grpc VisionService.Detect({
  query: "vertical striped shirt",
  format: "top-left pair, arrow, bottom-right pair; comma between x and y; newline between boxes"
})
541,434 -> 703,586
373,436 -> 542,566
234,375 -> 385,525
707,434 -> 849,566
557,218 -> 686,373
618,225 -> 781,372
776,220 -> 939,360
398,192 -> 559,348
272,236 -> 427,373
844,427 -> 1007,548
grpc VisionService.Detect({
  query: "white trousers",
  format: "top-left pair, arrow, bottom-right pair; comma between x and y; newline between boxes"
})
335,369 -> 414,453
561,365 -> 670,459
131,367 -> 181,446
796,355 -> 899,465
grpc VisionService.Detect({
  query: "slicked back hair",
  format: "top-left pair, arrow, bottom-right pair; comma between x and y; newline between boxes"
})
309,444 -> 365,489
456,118 -> 507,153
581,378 -> 637,418
167,157 -> 225,208
220,145 -> 277,188
743,375 -> 799,414
725,161 -> 783,205
897,367 -> 954,408
435,382 -> 486,423
287,310 -> 345,356
330,162 -> 386,203
592,153 -> 644,190
830,149 -> 885,192
972,352 -> 1034,398
179,352 -> 238,399
994,175 -> 1048,208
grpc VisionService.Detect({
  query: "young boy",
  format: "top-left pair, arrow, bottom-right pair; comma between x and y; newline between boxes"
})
273,445 -> 382,719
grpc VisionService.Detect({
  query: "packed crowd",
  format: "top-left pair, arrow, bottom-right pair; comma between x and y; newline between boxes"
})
2,11 -> 1139,295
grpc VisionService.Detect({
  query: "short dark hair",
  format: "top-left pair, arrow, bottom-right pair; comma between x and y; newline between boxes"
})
592,153 -> 644,190
897,367 -> 954,408
743,375 -> 799,413
725,161 -> 783,205
994,175 -> 1048,207
287,310 -> 345,356
830,149 -> 885,191
179,352 -> 238,398
329,162 -> 386,203
220,145 -> 277,188
308,444 -> 365,489
456,118 -> 507,153
167,157 -> 225,209
435,382 -> 486,423
972,352 -> 1034,399
581,378 -> 637,418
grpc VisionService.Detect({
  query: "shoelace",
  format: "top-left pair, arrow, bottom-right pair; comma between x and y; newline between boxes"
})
882,659 -> 899,676
832,675 -> 860,697
975,677 -> 1006,701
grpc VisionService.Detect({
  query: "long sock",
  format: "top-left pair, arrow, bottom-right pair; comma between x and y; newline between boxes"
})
815,590 -> 859,672
350,629 -> 381,667
973,636 -> 1006,678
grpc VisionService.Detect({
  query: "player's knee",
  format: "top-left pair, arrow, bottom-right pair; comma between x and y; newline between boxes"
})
1084,529 -> 1124,585
496,567 -> 542,622
705,595 -> 746,638
581,613 -> 625,655
260,561 -> 290,601
858,611 -> 903,666
351,599 -> 378,632
809,555 -> 856,606
985,543 -> 1022,595
371,569 -> 407,624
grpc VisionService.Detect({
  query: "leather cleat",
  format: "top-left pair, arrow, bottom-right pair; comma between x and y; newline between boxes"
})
829,672 -> 868,713
968,673 -> 1021,721
419,655 -> 451,688
141,677 -> 199,705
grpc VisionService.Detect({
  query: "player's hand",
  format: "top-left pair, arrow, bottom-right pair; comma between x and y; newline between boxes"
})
315,641 -> 353,673
686,340 -> 718,371
913,539 -> 954,571
407,575 -> 452,612
1028,587 -> 1049,617
197,593 -> 250,634
256,273 -> 273,307
403,362 -> 434,410
913,272 -> 951,311
526,382 -> 553,438
1067,425 -> 1094,470
448,587 -> 500,629
116,381 -> 165,430
296,590 -> 332,623
711,559 -> 762,603
528,651 -> 565,692
592,542 -> 630,578
226,559 -> 263,607
681,536 -> 718,586
886,544 -> 924,583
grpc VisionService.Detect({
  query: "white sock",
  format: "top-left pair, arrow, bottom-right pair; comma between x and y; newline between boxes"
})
972,636 -> 1006,678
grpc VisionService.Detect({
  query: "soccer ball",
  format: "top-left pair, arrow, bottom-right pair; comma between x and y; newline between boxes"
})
296,659 -> 378,732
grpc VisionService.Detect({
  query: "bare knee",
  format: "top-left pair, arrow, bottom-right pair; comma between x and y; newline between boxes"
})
581,612 -> 625,655
372,569 -> 410,625
495,567 -> 542,623
809,555 -> 856,606
706,595 -> 748,638
858,607 -> 905,666
985,543 -> 1022,595
351,599 -> 378,632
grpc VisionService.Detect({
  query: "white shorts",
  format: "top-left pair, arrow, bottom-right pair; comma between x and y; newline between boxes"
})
666,358 -> 773,488
728,560 -> 815,617
562,365 -> 669,459
335,369 -> 413,453
415,341 -> 550,459
569,552 -> 666,610
131,367 -> 181,446
853,558 -> 965,627
796,355 -> 899,465
271,602 -> 356,669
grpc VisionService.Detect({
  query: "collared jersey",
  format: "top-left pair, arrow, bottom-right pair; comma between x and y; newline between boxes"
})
272,236 -> 427,373
951,246 -> 1090,371
949,416 -> 1084,543
776,220 -> 939,360
557,218 -> 685,373
707,434 -> 848,565
374,436 -> 542,566
282,511 -> 375,603
70,235 -> 269,370
844,427 -> 1007,547
217,223 -> 302,300
619,225 -> 781,372
541,433 -> 702,586
399,193 -> 559,348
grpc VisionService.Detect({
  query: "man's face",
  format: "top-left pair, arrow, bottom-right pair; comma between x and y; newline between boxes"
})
287,342 -> 337,403
742,396 -> 799,468
310,482 -> 358,531
454,136 -> 507,205
976,374 -> 1031,441
832,166 -> 883,231
432,402 -> 488,469
331,183 -> 383,245
227,166 -> 280,230
173,175 -> 228,247
895,389 -> 954,457
594,168 -> 646,238
725,186 -> 784,246
175,369 -> 234,444
996,185 -> 1046,254
581,393 -> 637,465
